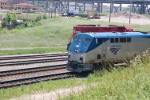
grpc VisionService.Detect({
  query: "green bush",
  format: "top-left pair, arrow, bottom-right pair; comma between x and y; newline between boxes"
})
1,12 -> 18,27
33,8 -> 37,10
35,16 -> 42,22
77,14 -> 88,18
23,21 -> 28,27
1,19 -> 8,27
16,21 -> 42,29
6,13 -> 11,24
12,19 -> 18,25
43,15 -> 47,19
100,13 -> 109,16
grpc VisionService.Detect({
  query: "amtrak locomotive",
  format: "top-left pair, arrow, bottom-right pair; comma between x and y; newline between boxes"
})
67,32 -> 150,73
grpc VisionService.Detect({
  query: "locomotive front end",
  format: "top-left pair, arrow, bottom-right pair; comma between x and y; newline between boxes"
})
67,34 -> 93,73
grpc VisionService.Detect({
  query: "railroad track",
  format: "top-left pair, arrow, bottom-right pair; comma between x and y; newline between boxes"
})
0,57 -> 67,66
0,52 -> 72,89
0,72 -> 73,88
0,64 -> 67,77
0,52 -> 68,60
0,52 -> 68,66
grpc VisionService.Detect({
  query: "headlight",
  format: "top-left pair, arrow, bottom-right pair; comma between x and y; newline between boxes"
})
74,49 -> 78,52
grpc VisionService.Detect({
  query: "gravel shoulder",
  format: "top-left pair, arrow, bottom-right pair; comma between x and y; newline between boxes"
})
92,15 -> 150,25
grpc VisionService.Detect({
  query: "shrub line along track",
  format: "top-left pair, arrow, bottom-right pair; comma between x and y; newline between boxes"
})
0,52 -> 72,89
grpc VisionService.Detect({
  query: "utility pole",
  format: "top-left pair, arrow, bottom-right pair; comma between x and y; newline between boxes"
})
109,0 -> 113,22
26,0 -> 28,21
129,0 -> 132,24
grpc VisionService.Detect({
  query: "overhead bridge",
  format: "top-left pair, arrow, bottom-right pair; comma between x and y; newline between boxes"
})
28,0 -> 150,14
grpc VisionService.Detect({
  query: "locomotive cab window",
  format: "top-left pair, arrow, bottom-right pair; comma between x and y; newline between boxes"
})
96,38 -> 102,44
97,54 -> 101,59
120,38 -> 126,42
110,38 -> 114,43
115,38 -> 119,43
111,38 -> 119,43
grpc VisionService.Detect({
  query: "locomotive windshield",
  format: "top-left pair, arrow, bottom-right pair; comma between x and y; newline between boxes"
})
74,36 -> 82,41
74,36 -> 92,43
69,35 -> 93,53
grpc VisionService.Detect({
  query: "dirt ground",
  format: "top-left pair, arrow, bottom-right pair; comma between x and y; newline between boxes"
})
92,11 -> 150,25
7,85 -> 90,100
92,16 -> 150,25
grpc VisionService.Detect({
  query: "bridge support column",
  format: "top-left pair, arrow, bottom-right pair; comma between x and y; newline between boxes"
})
37,0 -> 39,7
111,3 -> 122,13
131,1 -> 147,14
32,0 -> 35,5
92,3 -> 103,13
59,2 -> 69,13
75,2 -> 86,13
120,4 -> 122,11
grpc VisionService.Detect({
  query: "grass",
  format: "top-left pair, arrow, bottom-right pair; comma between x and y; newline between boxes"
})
0,47 -> 66,56
0,17 -> 150,48
60,62 -> 150,100
0,17 -> 149,55
99,12 -> 109,16
143,14 -> 150,19
0,75 -> 86,99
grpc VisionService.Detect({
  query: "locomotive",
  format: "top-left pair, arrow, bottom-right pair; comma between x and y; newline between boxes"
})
72,25 -> 133,40
67,25 -> 133,50
67,31 -> 150,73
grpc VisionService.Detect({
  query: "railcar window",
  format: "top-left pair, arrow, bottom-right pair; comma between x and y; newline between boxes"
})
117,27 -> 124,31
110,38 -> 114,43
127,37 -> 131,42
96,38 -> 102,43
115,38 -> 119,43
120,38 -> 126,42
105,28 -> 111,30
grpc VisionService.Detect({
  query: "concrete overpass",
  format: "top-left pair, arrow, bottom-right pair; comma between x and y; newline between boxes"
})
27,0 -> 150,14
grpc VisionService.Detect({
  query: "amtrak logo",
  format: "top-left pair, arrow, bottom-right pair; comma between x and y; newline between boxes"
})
110,48 -> 120,55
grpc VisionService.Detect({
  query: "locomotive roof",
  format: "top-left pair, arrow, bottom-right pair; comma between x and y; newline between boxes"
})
76,32 -> 150,38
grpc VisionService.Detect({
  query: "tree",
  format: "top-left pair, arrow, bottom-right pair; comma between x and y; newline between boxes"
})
1,12 -> 18,27
10,6 -> 14,10
18,7 -> 21,9
33,8 -> 37,10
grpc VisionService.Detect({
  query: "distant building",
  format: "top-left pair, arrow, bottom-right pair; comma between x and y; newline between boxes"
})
12,3 -> 43,10
7,0 -> 26,5
0,0 -> 9,9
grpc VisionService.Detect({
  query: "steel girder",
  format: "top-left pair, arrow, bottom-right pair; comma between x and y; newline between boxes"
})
28,0 -> 150,14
